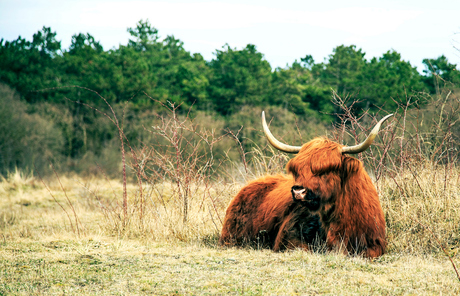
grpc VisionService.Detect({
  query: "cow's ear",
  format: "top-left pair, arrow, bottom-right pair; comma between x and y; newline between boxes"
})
341,157 -> 360,180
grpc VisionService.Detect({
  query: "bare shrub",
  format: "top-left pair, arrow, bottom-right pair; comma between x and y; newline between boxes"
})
129,99 -> 233,241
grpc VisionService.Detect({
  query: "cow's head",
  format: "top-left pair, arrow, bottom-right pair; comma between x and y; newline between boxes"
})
262,112 -> 392,209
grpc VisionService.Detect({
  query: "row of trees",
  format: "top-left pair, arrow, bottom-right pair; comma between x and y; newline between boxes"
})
1,20 -> 459,176
2,21 -> 459,112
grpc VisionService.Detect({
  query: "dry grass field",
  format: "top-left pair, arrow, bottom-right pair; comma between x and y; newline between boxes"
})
1,165 -> 459,295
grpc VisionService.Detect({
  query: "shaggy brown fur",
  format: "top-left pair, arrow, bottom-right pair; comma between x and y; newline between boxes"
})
220,137 -> 386,258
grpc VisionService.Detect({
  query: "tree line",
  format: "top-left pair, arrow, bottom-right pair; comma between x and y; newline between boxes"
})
0,20 -> 459,176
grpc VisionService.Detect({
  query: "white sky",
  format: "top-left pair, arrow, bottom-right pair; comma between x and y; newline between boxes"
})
1,0 -> 460,72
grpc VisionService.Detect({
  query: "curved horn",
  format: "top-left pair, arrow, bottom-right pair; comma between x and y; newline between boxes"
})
341,114 -> 393,154
262,111 -> 302,153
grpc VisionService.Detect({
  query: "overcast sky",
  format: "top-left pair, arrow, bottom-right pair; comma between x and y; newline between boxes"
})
1,0 -> 459,72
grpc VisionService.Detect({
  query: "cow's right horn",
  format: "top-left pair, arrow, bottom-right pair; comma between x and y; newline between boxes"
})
262,111 -> 302,153
341,114 -> 393,154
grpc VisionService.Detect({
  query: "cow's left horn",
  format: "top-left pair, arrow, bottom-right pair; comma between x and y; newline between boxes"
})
262,111 -> 302,153
341,114 -> 393,154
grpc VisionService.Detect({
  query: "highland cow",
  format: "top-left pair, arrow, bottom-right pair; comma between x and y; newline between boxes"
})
219,112 -> 392,258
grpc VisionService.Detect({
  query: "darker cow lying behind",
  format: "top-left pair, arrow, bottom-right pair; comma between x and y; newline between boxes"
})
219,112 -> 392,258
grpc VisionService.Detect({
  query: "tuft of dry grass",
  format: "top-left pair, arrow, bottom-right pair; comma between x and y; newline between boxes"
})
380,162 -> 460,256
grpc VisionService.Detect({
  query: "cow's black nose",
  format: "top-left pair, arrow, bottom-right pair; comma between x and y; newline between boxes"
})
291,185 -> 307,201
